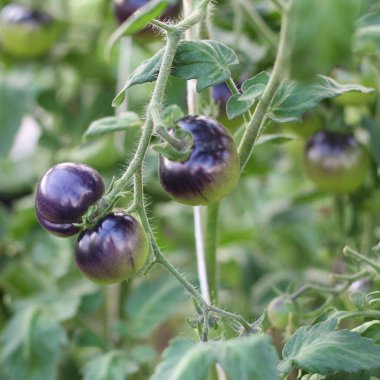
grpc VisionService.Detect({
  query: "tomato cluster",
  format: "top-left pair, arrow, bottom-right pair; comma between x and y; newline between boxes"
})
35,163 -> 149,284
35,115 -> 239,283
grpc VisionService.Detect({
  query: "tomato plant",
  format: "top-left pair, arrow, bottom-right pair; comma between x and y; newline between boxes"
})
1,0 -> 380,379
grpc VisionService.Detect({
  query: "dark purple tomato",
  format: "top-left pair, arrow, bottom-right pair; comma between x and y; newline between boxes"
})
35,162 -> 105,226
212,82 -> 232,115
159,115 -> 240,206
114,0 -> 180,24
304,131 -> 369,194
267,296 -> 296,330
35,205 -> 80,237
74,212 -> 149,284
0,4 -> 59,59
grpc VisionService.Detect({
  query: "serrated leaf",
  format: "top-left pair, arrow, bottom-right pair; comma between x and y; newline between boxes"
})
269,76 -> 373,123
354,8 -> 380,56
83,350 -> 138,380
287,0 -> 361,79
279,318 -> 380,376
106,0 -> 172,56
0,307 -> 67,380
226,71 -> 269,119
113,40 -> 238,106
216,335 -> 279,380
150,337 -> 215,380
124,277 -> 187,338
171,40 -> 238,92
83,112 -> 143,140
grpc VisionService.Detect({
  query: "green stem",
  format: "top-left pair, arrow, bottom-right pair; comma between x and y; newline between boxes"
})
238,3 -> 291,170
238,0 -> 278,50
343,246 -> 380,273
134,170 -> 251,332
205,203 -> 220,302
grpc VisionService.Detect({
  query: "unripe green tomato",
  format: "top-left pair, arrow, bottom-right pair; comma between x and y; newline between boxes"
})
267,296 -> 296,330
0,4 -> 60,59
304,131 -> 369,194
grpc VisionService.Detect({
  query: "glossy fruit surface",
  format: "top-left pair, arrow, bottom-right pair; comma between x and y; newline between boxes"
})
0,4 -> 59,59
159,115 -> 240,206
304,131 -> 369,194
267,296 -> 296,330
114,0 -> 180,24
35,206 -> 80,237
74,212 -> 149,284
35,162 -> 105,225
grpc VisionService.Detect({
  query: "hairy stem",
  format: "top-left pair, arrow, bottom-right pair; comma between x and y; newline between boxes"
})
238,3 -> 291,170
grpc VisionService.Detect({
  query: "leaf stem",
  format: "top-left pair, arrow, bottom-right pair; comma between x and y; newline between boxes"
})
238,2 -> 291,170
238,0 -> 278,50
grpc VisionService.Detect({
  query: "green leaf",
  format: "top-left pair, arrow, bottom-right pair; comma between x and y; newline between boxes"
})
256,134 -> 295,146
354,8 -> 380,56
226,94 -> 252,120
150,337 -> 215,380
279,318 -> 380,376
83,112 -> 143,141
216,335 -> 279,380
0,77 -> 31,157
83,350 -> 138,380
106,0 -> 172,56
287,0 -> 361,80
113,40 -> 238,106
362,118 -> 380,168
0,307 -> 67,380
171,40 -> 238,92
113,49 -> 164,106
151,335 -> 279,380
269,76 -> 373,123
226,72 -> 269,120
124,276 -> 188,338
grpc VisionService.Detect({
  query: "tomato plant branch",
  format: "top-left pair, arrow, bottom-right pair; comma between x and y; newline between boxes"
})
237,2 -> 291,170
343,246 -> 380,273
238,0 -> 278,50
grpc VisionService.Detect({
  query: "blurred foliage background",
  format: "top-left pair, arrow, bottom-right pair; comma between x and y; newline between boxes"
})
1,0 -> 380,379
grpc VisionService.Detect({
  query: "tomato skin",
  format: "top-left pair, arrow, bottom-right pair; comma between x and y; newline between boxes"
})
74,212 -> 149,285
304,131 -> 369,194
35,163 -> 105,228
158,115 -> 240,206
0,4 -> 59,59
35,206 -> 80,238
267,296 -> 296,330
